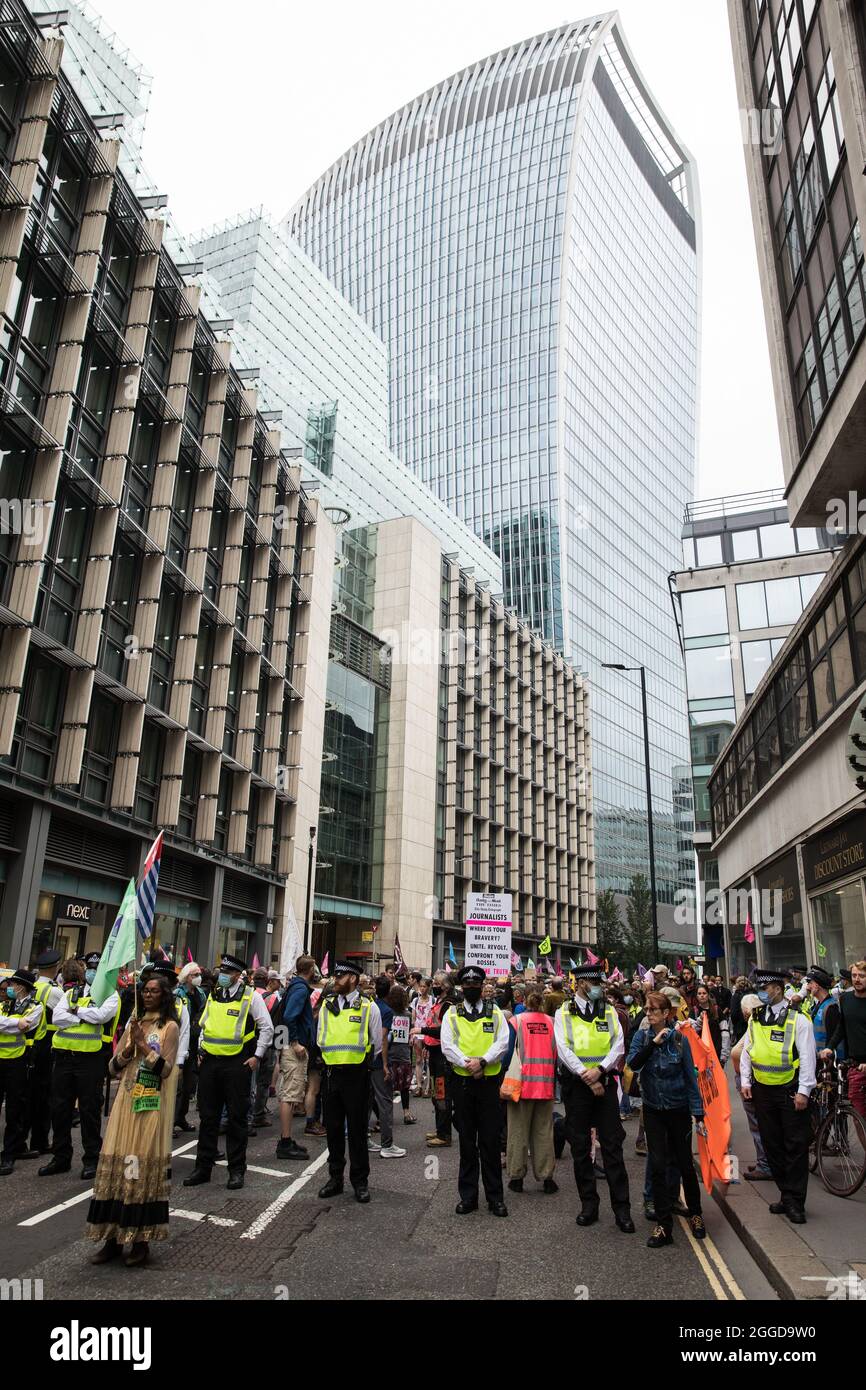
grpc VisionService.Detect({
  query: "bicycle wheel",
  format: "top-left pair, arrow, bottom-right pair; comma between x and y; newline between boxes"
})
816,1104 -> 866,1197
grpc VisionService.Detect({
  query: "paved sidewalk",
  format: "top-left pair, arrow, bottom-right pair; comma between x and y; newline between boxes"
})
713,1084 -> 866,1301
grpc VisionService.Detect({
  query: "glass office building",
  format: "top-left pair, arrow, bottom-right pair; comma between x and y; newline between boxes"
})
288,15 -> 700,904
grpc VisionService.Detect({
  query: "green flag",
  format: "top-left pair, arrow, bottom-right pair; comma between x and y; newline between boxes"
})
91,878 -> 138,1006
816,939 -> 827,959
538,934 -> 552,956
526,956 -> 535,970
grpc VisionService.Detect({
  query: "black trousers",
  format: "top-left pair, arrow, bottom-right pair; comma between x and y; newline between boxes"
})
324,1064 -> 370,1188
23,1039 -> 53,1150
175,1054 -> 199,1123
0,1056 -> 29,1160
752,1079 -> 811,1209
451,1072 -> 504,1206
562,1072 -> 631,1219
50,1049 -> 105,1164
195,1053 -> 253,1175
643,1105 -> 702,1230
429,1048 -> 452,1138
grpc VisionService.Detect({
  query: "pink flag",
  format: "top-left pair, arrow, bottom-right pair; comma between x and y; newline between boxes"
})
677,958 -> 683,972
510,949 -> 521,968
252,952 -> 260,971
585,948 -> 599,965
744,913 -> 755,944
445,961 -> 452,973
321,951 -> 330,975
555,950 -> 562,975
186,947 -> 193,963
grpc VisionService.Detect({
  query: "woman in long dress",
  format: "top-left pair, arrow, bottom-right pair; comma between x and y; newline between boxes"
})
86,971 -> 180,1267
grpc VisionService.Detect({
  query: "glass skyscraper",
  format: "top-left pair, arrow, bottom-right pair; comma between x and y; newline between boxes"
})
287,15 -> 700,904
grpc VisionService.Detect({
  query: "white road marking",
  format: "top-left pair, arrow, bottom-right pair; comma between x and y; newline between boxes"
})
240,1148 -> 330,1241
174,1153 -> 292,1178
169,1209 -> 238,1227
18,1138 -> 200,1228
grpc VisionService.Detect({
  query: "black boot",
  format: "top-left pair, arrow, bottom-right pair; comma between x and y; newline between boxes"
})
38,1157 -> 71,1177
318,1176 -> 344,1198
183,1167 -> 212,1187
276,1138 -> 309,1160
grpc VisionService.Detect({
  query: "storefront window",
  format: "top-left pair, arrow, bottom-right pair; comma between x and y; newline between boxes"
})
811,880 -> 866,981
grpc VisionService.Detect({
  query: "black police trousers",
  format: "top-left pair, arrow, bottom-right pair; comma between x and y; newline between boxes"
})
752,1079 -> 811,1210
324,1063 -> 371,1189
562,1071 -> 631,1219
195,1052 -> 254,1175
24,1038 -> 53,1151
50,1048 -> 105,1165
0,1056 -> 29,1160
451,1072 -> 504,1206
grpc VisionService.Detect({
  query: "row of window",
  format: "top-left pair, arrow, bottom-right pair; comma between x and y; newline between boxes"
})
710,540 -> 866,835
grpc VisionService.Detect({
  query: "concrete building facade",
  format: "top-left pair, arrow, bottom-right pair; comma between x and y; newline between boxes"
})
0,1 -> 333,970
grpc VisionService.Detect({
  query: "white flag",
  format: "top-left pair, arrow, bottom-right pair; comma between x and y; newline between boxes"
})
279,899 -> 303,978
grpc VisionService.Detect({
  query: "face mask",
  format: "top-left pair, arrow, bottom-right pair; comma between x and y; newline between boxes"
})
217,972 -> 232,989
85,969 -> 96,984
623,995 -> 633,1005
588,985 -> 604,1002
5,986 -> 16,1000
462,986 -> 482,1004
757,989 -> 770,1004
190,974 -> 202,987
432,986 -> 442,996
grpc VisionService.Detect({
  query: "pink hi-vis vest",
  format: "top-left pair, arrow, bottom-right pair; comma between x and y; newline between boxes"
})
515,1011 -> 557,1100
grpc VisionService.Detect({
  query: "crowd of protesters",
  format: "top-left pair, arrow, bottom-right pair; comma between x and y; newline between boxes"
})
1,949 -> 864,1262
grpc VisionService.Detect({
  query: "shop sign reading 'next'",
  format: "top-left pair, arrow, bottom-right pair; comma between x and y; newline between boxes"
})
464,892 -> 512,977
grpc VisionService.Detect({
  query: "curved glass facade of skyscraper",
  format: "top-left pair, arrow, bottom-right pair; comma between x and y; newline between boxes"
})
288,15 -> 699,904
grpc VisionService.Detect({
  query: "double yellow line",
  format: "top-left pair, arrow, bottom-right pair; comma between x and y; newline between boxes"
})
679,1216 -> 746,1300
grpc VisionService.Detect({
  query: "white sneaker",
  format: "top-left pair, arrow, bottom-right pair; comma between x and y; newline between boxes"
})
379,1144 -> 407,1158
367,1137 -> 381,1151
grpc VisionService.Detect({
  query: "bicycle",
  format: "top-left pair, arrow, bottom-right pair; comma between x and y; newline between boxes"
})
812,1060 -> 866,1198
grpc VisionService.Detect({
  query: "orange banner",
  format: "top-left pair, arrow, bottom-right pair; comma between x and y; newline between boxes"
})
680,1013 -> 732,1193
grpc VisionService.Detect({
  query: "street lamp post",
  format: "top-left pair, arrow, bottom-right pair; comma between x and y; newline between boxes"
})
303,825 -> 316,955
602,662 -> 660,964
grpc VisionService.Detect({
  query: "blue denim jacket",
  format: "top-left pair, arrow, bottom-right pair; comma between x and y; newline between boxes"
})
627,1023 -> 704,1116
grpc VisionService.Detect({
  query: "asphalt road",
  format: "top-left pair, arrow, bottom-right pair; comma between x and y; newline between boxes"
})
1,1098 -> 777,1302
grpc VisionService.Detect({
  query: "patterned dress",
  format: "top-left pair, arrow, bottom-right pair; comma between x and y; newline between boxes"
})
85,1012 -> 179,1245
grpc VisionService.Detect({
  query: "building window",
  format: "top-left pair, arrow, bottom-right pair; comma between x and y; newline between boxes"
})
685,645 -> 733,701
80,691 -> 118,806
681,587 -> 728,639
134,721 -> 164,823
731,528 -> 759,561
2,653 -> 64,784
35,494 -> 89,646
148,587 -> 180,710
0,258 -> 63,416
67,341 -> 116,477
98,545 -> 140,682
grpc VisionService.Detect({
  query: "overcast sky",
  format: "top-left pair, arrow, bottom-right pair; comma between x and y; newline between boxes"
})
86,0 -> 784,501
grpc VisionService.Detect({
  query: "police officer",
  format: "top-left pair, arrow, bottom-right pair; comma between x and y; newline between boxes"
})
38,954 -> 119,1180
554,963 -> 635,1232
440,964 -> 510,1216
804,965 -> 840,1061
740,967 -> 816,1224
317,958 -> 382,1204
0,969 -> 44,1175
183,953 -> 273,1191
20,949 -> 63,1158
